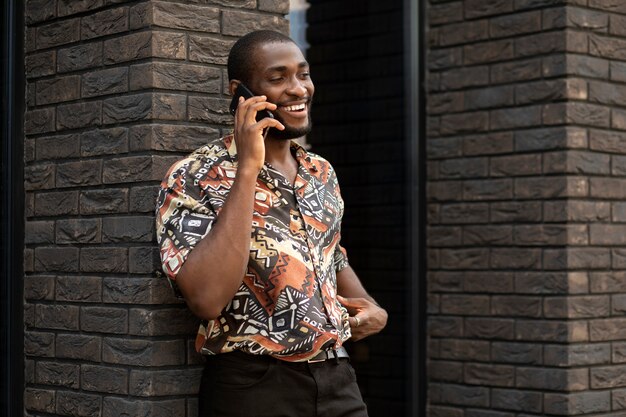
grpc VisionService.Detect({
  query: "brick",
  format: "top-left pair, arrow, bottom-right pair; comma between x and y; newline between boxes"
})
440,295 -> 489,315
36,75 -> 80,105
439,158 -> 488,179
25,108 -> 55,135
82,364 -> 128,394
258,0 -> 289,13
517,78 -> 587,105
24,163 -> 55,191
102,397 -> 185,417
131,121 -> 219,151
24,331 -> 55,357
611,294 -> 626,314
25,220 -> 54,245
103,155 -> 154,184
515,126 -> 587,152
24,275 -> 55,300
129,308 -> 198,336
590,318 -> 626,341
56,391 -> 101,417
491,10 -> 540,37
612,108 -> 626,131
492,248 -> 541,270
611,61 -> 626,83
102,216 -> 154,243
130,368 -> 202,396
590,178 -> 626,198
544,296 -> 610,319
490,201 -> 541,223
188,97 -> 236,125
439,21 -> 488,46
544,7 -> 608,32
464,40 -> 514,65
150,2 -> 220,32
430,383 -> 489,407
26,51 -> 56,78
429,2 -> 463,25
613,342 -> 626,363
490,154 -> 541,177
129,186 -> 159,213
491,342 -> 541,364
517,320 -> 588,342
544,343 -> 610,366
56,333 -> 101,361
56,219 -> 100,244
56,160 -> 102,188
545,54 -> 609,79
491,58 -> 541,84
591,365 -> 626,388
465,364 -> 514,387
152,31 -> 187,59
57,101 -> 102,131
590,224 -> 626,245
189,35 -> 234,65
440,248 -> 489,269
34,247 -> 79,272
36,304 -> 80,331
441,67 -> 489,90
130,62 -> 221,93
543,102 -> 610,128
492,389 -> 541,412
428,227 -> 462,247
440,203 -> 489,224
492,296 -> 541,317
80,188 -> 128,214
590,33 -> 626,60
81,306 -> 128,333
544,151 -> 610,175
103,31 -> 151,64
465,318 -> 514,340
36,361 -> 79,388
463,225 -> 512,246
25,0 -> 56,24
515,176 -> 587,199
440,112 -> 489,135
428,138 -> 463,159
613,249 -> 626,269
591,271 -> 626,293
37,19 -> 80,49
57,42 -> 103,73
103,93 -> 186,124
58,0 -> 103,16
81,127 -> 128,156
428,316 -> 463,338
465,86 -> 513,111
545,200 -> 610,222
35,190 -> 79,216
82,67 -> 128,98
544,248 -> 610,270
465,0 -> 512,18
463,179 -> 512,200
24,388 -> 55,413
613,155 -> 626,175
80,247 -> 128,273
515,225 -> 587,246
544,391 -> 610,415
102,337 -> 184,366
36,134 -> 80,160
464,272 -> 513,293
222,9 -> 288,37
589,0 -> 626,13
81,6 -> 128,39
57,276 -> 102,302
103,277 -> 173,304
517,367 -> 588,391
429,360 -> 463,382
428,48 -> 463,71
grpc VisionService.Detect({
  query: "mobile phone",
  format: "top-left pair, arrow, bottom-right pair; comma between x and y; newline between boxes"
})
229,84 -> 275,121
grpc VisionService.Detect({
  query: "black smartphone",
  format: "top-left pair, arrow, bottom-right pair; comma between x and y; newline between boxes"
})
229,84 -> 274,121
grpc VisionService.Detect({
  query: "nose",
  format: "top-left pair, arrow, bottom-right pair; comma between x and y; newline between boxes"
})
286,77 -> 307,97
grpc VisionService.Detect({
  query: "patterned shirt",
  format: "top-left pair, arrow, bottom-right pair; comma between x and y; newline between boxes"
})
156,135 -> 352,361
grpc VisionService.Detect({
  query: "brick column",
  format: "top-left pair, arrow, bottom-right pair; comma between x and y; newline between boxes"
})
23,1 -> 288,415
427,1 -> 626,416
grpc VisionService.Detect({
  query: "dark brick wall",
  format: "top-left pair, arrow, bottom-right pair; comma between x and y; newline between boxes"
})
23,0 -> 289,415
427,1 -> 626,416
307,1 -> 408,416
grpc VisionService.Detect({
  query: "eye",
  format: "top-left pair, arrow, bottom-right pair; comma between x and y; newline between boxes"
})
269,77 -> 284,83
299,72 -> 310,79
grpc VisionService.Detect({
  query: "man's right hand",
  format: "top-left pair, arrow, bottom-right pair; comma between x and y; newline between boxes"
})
233,95 -> 285,173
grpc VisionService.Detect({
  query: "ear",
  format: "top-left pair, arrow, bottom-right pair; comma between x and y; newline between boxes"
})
229,80 -> 241,96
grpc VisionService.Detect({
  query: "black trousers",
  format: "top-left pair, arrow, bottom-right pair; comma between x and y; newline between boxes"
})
198,351 -> 369,417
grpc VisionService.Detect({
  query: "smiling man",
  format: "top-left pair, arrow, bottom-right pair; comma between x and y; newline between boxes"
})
156,30 -> 387,417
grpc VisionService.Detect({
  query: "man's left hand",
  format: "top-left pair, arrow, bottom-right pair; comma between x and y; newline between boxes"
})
337,295 -> 388,341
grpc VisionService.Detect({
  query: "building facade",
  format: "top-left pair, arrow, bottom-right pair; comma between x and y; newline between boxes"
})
4,0 -> 626,416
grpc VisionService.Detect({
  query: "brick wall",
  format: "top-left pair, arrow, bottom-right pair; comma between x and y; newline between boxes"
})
306,1 -> 408,416
22,1 -> 289,415
427,1 -> 626,416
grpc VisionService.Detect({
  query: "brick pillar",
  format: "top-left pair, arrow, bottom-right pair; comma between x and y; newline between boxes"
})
23,1 -> 288,415
427,1 -> 626,416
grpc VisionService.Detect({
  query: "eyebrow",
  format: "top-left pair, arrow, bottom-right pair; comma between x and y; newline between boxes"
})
266,62 -> 309,72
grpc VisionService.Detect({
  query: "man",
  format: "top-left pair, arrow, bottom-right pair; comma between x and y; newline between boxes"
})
156,30 -> 387,417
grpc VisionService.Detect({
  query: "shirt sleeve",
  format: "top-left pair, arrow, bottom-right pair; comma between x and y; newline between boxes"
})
334,241 -> 349,272
155,160 -> 216,298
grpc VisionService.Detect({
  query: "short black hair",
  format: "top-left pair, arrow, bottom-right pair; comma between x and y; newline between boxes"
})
227,30 -> 295,84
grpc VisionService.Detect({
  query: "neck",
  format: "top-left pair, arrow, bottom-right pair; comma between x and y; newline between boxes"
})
264,136 -> 294,166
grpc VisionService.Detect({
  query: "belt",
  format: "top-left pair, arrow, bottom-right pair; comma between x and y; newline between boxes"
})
307,346 -> 349,363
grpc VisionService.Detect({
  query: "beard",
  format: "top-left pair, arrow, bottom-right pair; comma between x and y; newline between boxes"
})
267,106 -> 313,140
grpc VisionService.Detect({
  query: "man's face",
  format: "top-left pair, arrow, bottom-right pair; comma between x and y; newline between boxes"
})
246,41 -> 314,140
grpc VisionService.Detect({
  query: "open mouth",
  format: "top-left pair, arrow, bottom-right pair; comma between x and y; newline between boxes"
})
280,103 -> 307,114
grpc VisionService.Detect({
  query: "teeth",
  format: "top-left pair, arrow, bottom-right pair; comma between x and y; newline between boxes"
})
283,103 -> 305,111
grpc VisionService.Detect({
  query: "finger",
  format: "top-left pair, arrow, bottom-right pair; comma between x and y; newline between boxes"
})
244,101 -> 278,125
254,118 -> 284,131
337,295 -> 369,307
236,95 -> 267,125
